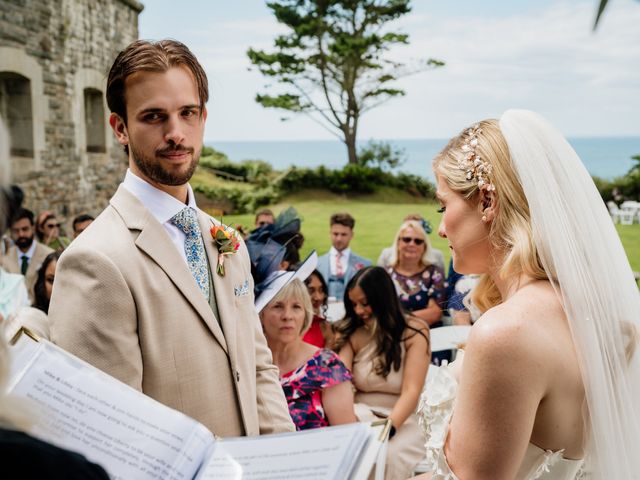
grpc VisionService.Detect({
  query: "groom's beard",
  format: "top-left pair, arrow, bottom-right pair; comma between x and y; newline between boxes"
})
130,142 -> 199,187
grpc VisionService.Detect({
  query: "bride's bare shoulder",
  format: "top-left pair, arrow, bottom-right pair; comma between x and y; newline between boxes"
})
467,283 -> 565,361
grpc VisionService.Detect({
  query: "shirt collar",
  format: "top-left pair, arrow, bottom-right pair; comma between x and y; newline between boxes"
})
19,239 -> 37,260
122,169 -> 197,225
330,246 -> 351,258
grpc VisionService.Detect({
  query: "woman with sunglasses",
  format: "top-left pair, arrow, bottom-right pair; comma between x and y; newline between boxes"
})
35,211 -> 70,253
387,219 -> 447,364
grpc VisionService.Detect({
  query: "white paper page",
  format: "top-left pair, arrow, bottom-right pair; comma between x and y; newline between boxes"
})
8,339 -> 214,480
350,422 -> 388,480
196,423 -> 370,480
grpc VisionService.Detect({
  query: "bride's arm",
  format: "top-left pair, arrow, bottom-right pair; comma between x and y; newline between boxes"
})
444,309 -> 546,480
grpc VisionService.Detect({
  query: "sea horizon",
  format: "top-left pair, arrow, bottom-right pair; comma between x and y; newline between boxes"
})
207,136 -> 640,182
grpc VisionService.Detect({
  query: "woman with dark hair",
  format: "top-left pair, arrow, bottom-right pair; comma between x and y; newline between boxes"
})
302,270 -> 332,348
334,266 -> 430,480
33,251 -> 60,314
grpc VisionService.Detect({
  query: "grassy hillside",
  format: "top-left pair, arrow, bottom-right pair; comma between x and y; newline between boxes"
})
196,185 -> 640,274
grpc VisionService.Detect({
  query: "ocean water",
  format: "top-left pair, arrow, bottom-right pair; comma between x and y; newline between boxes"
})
209,137 -> 640,182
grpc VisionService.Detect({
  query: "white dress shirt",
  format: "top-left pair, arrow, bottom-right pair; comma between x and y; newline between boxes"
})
329,246 -> 351,276
122,169 -> 198,266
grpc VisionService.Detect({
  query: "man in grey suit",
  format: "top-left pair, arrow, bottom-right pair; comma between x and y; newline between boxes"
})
49,39 -> 293,437
317,212 -> 371,300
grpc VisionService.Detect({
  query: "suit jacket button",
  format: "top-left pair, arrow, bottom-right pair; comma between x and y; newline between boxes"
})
235,370 -> 240,382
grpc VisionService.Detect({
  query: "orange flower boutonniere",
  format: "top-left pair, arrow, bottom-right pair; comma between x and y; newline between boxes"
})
210,222 -> 240,277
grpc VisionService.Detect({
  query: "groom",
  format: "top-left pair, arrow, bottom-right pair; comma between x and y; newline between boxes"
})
49,39 -> 294,437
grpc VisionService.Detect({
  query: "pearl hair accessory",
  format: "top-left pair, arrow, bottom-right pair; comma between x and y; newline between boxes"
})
459,124 -> 495,192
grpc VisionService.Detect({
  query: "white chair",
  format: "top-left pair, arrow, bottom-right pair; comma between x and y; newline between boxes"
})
607,201 -> 634,225
620,200 -> 640,224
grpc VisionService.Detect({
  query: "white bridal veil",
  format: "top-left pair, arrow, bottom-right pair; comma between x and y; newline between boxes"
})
499,110 -> 640,479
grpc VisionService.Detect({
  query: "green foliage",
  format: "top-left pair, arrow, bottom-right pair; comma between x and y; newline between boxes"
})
357,140 -> 406,171
276,164 -> 435,198
200,155 -> 273,185
194,183 -> 281,215
247,0 -> 444,164
594,154 -> 640,203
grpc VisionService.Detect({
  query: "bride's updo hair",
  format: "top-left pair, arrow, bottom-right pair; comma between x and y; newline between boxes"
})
433,119 -> 547,312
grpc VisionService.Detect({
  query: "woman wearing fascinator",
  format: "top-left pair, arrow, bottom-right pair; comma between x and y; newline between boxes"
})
415,110 -> 639,479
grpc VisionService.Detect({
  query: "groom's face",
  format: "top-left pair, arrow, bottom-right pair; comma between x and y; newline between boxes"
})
111,66 -> 207,192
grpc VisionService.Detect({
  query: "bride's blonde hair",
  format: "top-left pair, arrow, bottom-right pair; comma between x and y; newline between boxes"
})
432,119 -> 548,312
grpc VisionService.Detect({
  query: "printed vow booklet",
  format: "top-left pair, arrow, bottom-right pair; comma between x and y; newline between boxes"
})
8,330 -> 389,480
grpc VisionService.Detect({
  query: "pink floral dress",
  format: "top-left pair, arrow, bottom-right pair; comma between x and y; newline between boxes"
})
280,349 -> 352,430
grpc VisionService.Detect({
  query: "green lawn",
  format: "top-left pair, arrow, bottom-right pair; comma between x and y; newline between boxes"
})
203,188 -> 640,274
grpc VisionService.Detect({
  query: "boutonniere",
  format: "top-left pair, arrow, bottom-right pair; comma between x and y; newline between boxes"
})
210,221 -> 240,277
354,262 -> 365,270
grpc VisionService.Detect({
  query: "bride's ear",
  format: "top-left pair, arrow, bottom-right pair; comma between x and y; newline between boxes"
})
478,188 -> 497,222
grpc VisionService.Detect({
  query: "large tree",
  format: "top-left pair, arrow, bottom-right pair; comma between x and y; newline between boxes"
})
247,0 -> 444,165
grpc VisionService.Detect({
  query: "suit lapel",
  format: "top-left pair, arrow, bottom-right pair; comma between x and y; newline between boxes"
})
27,243 -> 44,278
110,186 -> 228,354
200,213 -> 238,366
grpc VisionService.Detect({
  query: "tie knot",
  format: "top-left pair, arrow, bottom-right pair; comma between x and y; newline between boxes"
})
171,208 -> 200,238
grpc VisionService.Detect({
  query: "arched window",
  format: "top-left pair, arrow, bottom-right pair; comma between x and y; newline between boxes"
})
84,88 -> 106,153
0,72 -> 33,157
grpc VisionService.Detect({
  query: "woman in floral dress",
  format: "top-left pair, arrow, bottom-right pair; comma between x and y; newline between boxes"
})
260,278 -> 356,430
386,219 -> 447,364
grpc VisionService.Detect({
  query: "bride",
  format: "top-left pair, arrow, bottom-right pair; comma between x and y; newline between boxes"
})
416,110 -> 640,479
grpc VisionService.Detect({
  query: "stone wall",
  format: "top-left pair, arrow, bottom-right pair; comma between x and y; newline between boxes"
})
0,0 -> 143,229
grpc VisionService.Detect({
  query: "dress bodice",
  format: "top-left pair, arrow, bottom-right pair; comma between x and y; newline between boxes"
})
352,340 -> 404,410
417,363 -> 584,480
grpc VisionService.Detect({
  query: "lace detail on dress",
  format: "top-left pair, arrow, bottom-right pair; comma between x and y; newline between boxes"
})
417,366 -> 459,479
531,449 -> 564,479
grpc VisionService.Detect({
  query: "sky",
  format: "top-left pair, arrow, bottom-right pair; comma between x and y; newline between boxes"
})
138,0 -> 640,142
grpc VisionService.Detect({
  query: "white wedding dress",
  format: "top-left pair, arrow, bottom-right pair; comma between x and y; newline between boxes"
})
417,361 -> 584,480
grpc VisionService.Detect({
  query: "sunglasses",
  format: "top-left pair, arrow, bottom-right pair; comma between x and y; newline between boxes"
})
44,223 -> 61,229
400,236 -> 425,246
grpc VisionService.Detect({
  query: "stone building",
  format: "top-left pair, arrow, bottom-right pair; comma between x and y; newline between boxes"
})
0,0 -> 143,227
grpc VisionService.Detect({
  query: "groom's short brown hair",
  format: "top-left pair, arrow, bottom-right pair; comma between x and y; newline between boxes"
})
106,39 -> 209,125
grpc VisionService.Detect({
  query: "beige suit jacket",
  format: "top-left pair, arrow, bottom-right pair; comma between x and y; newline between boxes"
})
2,242 -> 54,302
49,186 -> 294,437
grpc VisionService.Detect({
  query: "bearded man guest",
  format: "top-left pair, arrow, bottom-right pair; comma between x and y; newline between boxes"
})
2,208 -> 54,301
49,39 -> 294,437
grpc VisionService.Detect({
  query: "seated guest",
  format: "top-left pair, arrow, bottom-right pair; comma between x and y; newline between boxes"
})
386,219 -> 447,364
71,214 -> 94,238
32,252 -> 60,315
260,279 -> 356,430
254,207 -> 275,229
377,214 -> 445,271
317,212 -> 371,301
445,258 -> 480,325
1,208 -> 54,302
303,270 -> 332,348
246,206 -> 303,291
334,266 -> 430,480
35,211 -> 70,253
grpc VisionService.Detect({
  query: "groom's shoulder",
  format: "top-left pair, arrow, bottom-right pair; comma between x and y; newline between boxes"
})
63,205 -> 131,258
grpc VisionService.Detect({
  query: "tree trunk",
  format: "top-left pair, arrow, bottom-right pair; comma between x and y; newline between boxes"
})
346,136 -> 357,165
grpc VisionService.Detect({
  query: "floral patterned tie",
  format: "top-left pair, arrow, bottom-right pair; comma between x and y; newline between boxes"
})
335,251 -> 344,278
170,207 -> 210,299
